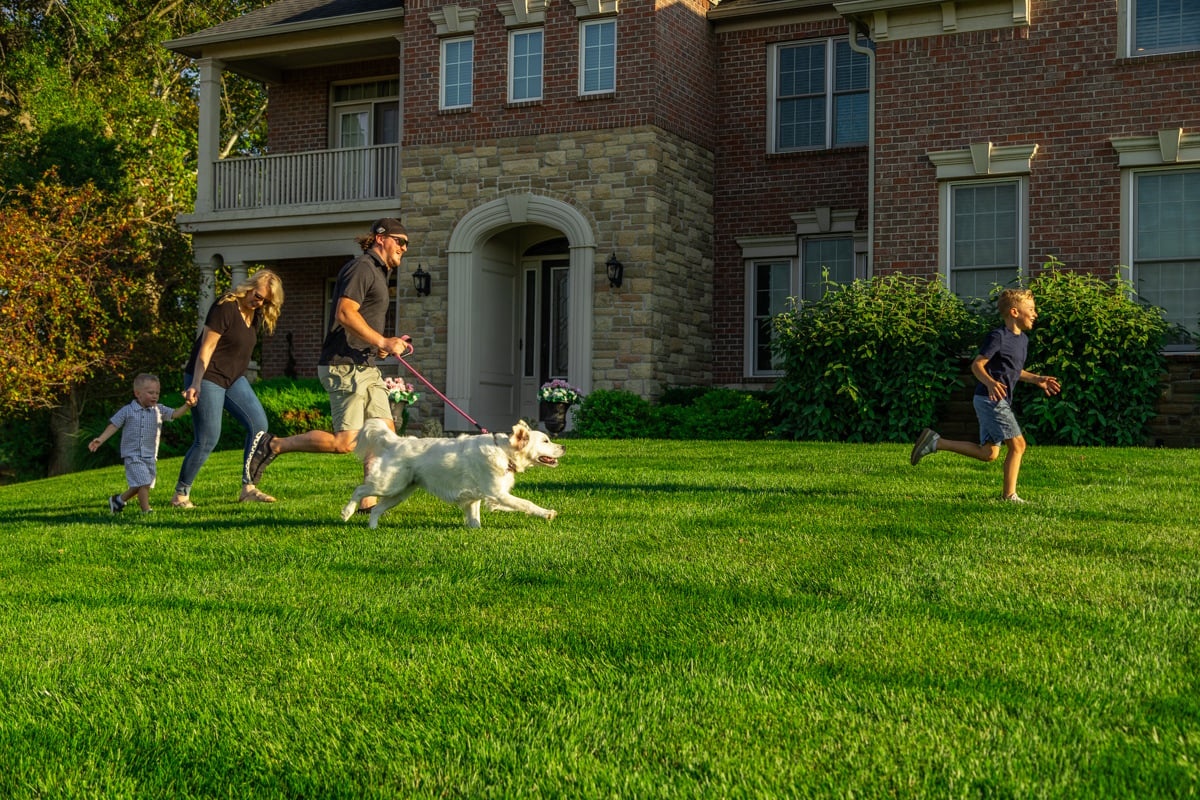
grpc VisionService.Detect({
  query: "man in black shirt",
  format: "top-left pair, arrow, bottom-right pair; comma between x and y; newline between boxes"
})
246,219 -> 413,505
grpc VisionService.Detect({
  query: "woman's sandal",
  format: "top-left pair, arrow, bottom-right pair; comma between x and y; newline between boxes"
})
170,497 -> 195,509
239,487 -> 277,503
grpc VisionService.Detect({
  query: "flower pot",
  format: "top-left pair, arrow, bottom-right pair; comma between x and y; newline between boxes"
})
539,401 -> 570,434
391,402 -> 417,434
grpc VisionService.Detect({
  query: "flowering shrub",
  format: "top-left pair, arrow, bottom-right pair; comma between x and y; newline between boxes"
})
384,377 -> 420,405
538,379 -> 584,406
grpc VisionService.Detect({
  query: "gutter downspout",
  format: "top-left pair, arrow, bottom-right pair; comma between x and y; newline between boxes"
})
847,18 -> 875,274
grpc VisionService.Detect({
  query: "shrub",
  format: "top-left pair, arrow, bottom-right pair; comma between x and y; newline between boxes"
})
573,389 -> 652,438
572,387 -> 774,440
1023,260 -> 1169,446
770,274 -> 985,442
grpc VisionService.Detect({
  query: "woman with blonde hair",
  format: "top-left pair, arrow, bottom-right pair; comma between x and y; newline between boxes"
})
170,269 -> 284,508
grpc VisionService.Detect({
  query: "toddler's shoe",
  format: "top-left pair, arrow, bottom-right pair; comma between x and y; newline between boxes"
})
109,494 -> 126,514
1002,494 -> 1027,505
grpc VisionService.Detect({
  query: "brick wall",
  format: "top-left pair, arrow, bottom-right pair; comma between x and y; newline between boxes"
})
873,1 -> 1200,277
711,17 -> 870,384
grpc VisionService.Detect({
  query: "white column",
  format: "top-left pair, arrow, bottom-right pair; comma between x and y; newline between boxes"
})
197,260 -> 217,333
230,263 -> 248,288
196,58 -> 223,214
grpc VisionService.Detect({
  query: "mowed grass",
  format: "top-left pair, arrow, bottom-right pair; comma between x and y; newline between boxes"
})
0,439 -> 1197,799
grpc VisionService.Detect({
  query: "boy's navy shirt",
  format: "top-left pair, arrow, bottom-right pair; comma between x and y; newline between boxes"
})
974,326 -> 1028,402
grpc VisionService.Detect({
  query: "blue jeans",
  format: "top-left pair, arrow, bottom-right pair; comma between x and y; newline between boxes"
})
174,374 -> 268,496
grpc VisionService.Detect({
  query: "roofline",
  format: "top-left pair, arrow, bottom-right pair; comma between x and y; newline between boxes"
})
163,7 -> 405,56
707,0 -> 838,23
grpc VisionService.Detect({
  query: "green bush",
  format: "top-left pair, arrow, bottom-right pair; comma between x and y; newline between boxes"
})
1023,260 -> 1169,446
770,274 -> 985,442
573,389 -> 652,438
572,387 -> 774,440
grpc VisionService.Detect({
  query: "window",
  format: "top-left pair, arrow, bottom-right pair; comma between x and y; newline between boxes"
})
1134,169 -> 1200,336
330,79 -> 399,147
751,260 -> 793,375
510,28 -> 544,102
947,180 -> 1023,302
1131,0 -> 1200,55
769,38 -> 870,153
802,238 -> 855,301
580,18 -> 616,95
441,37 -> 474,109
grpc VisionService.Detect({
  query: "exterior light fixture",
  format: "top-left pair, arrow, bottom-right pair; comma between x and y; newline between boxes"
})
413,264 -> 431,296
605,252 -> 623,288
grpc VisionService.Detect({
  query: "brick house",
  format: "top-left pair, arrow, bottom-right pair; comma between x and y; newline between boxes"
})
165,0 -> 1200,441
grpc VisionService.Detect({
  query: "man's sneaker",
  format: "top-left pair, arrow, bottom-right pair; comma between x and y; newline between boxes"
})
910,428 -> 940,465
109,494 -> 126,514
246,431 -> 278,485
1003,493 -> 1027,505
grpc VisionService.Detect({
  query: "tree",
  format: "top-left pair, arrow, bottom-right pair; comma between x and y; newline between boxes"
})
0,0 -> 272,476
0,177 -> 197,474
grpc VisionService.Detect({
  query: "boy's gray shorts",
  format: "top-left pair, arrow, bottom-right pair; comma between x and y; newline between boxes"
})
973,395 -> 1023,445
124,457 -> 157,489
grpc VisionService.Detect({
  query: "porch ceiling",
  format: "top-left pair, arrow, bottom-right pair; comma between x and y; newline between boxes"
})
164,0 -> 404,82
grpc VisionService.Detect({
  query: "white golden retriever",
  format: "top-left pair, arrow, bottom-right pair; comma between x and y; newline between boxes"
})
341,418 -> 565,529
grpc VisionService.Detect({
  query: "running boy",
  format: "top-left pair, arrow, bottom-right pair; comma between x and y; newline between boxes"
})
89,373 -> 191,514
910,288 -> 1061,504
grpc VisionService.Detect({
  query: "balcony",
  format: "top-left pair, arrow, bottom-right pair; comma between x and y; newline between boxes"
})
210,144 -> 400,212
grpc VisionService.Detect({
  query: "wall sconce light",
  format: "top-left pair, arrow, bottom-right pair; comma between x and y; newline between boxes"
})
412,264 -> 431,296
606,252 -> 624,288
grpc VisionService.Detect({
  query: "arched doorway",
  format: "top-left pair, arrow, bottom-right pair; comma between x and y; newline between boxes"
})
444,194 -> 596,433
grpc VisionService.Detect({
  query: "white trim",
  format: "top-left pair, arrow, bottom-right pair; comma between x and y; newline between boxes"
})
927,142 -> 1038,179
1112,129 -> 1200,167
430,5 -> 480,35
446,195 -> 597,430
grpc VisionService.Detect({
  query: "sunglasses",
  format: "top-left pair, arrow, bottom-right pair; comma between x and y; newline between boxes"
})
252,291 -> 270,304
389,235 -> 409,247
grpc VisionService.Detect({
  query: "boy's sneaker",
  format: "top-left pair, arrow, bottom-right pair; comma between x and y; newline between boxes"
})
246,431 -> 278,485
1003,494 -> 1027,505
109,494 -> 126,514
910,428 -> 939,465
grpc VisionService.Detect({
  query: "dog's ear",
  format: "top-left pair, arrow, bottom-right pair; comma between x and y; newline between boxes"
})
510,422 -> 530,449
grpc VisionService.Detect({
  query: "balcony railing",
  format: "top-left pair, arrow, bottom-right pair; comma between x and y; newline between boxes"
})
212,144 -> 400,211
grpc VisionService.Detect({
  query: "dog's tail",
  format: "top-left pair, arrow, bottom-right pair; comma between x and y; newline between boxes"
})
354,417 -> 393,463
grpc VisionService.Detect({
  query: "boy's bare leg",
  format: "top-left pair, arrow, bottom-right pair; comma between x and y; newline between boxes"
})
935,437 -> 1001,463
1000,435 -> 1027,499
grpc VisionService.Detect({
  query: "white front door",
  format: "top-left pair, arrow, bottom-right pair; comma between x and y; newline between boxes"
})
474,240 -> 520,431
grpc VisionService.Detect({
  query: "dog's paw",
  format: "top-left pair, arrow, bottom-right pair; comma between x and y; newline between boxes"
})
340,502 -> 356,522
546,510 -> 557,522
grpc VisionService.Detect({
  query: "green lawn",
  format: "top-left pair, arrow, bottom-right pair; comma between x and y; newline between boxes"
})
1,440 -> 1197,798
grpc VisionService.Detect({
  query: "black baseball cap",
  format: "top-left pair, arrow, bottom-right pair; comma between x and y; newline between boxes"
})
371,218 -> 406,236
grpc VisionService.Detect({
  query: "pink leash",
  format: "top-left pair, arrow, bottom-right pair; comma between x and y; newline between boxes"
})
395,347 -> 488,434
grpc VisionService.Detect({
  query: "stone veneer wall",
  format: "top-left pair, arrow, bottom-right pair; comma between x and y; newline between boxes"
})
393,124 -> 714,402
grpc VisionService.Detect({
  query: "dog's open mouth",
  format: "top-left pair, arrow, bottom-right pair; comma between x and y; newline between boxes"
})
538,456 -> 559,466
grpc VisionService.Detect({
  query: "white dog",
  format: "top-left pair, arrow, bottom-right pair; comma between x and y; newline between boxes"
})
341,418 -> 565,529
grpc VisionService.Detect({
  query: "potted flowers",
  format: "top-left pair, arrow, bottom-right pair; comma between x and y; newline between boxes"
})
384,377 -> 420,433
537,379 -> 583,434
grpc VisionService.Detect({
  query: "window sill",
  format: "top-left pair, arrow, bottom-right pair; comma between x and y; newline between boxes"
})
767,144 -> 869,159
577,91 -> 617,102
438,106 -> 473,116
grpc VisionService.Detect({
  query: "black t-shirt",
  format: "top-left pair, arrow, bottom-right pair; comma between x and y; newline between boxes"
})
974,326 -> 1028,401
319,251 -> 391,366
185,299 -> 259,389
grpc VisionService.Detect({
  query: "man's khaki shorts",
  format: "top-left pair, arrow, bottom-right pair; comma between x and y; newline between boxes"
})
318,364 -> 391,433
